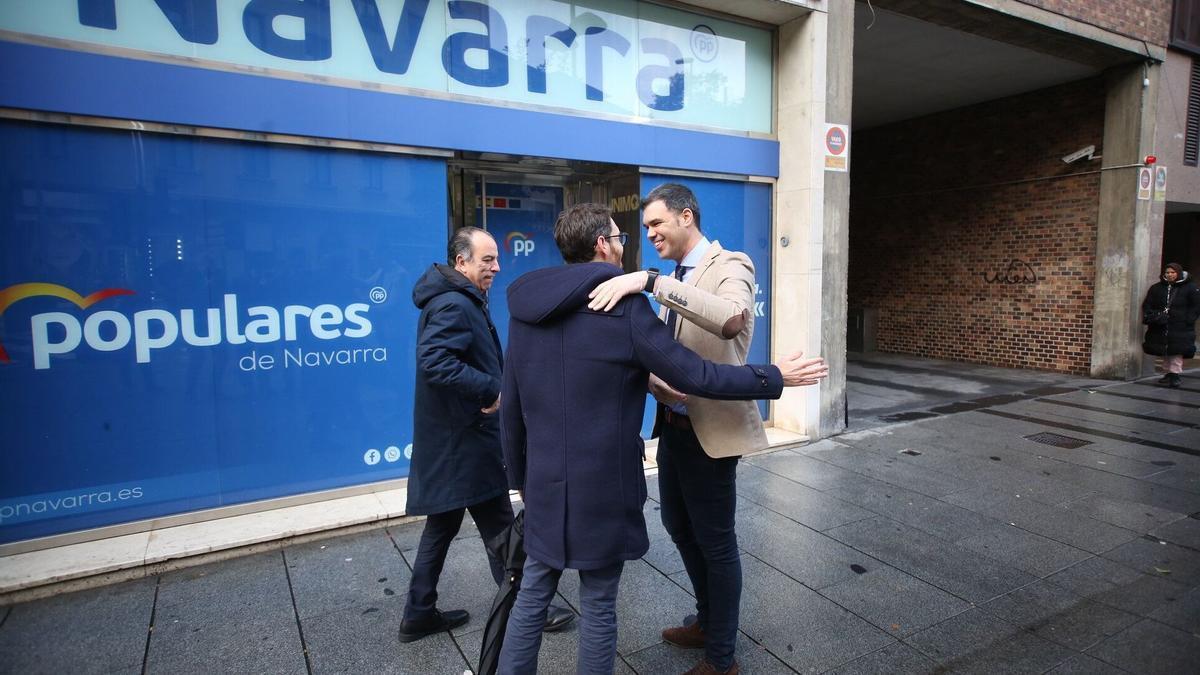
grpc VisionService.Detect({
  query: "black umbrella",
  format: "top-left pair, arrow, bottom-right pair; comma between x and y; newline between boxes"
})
477,509 -> 527,675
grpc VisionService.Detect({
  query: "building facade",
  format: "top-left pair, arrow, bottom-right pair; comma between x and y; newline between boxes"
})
0,0 -> 840,551
1159,2 -> 1200,270
848,0 -> 1188,379
0,0 -> 1191,554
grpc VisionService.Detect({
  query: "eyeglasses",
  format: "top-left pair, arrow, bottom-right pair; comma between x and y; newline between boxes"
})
603,233 -> 629,245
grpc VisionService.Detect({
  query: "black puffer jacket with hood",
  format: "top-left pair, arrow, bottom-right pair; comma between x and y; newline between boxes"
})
1142,264 -> 1200,358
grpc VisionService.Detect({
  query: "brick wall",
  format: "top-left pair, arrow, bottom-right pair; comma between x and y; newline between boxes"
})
848,78 -> 1107,374
1015,0 -> 1173,45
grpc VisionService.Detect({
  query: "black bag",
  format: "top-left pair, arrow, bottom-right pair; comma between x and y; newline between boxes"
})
477,510 -> 527,675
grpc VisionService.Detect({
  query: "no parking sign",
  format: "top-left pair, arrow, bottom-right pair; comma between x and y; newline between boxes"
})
1137,167 -> 1153,200
824,124 -> 849,172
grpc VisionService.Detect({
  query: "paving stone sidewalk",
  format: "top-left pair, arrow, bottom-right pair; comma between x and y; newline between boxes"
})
2,372 -> 1199,674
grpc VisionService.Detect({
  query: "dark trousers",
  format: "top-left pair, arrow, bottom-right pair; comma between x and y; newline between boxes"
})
404,493 -> 514,621
658,423 -> 741,670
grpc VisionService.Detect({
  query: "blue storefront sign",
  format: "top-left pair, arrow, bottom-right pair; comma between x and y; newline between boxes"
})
0,1 -> 781,547
0,120 -> 446,543
0,0 -> 773,133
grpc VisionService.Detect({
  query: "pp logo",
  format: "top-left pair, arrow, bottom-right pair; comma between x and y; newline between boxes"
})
506,232 -> 536,257
690,25 -> 718,63
369,287 -> 388,304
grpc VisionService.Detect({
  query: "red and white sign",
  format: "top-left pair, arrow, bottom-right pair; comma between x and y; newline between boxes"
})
1137,167 -> 1153,201
824,123 -> 849,172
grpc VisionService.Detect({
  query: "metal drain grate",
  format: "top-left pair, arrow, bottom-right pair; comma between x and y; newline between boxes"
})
1024,432 -> 1092,449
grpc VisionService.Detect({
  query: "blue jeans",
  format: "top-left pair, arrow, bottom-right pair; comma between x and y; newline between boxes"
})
499,556 -> 623,675
658,423 -> 741,670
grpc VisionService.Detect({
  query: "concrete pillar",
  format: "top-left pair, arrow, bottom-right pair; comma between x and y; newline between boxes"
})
820,0 -> 854,436
772,1 -> 852,439
1090,63 -> 1161,379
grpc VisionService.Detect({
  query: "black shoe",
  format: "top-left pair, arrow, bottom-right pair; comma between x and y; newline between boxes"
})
1169,374 -> 1182,388
543,605 -> 576,632
1159,373 -> 1172,384
398,608 -> 470,643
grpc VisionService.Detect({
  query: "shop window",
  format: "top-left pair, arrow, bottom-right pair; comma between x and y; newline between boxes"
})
169,137 -> 195,171
0,118 -> 448,544
1188,59 -> 1200,167
365,159 -> 383,191
1175,0 -> 1200,55
240,144 -> 270,179
308,153 -> 332,187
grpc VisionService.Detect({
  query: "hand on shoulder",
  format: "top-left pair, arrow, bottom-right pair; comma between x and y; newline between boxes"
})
588,271 -> 652,312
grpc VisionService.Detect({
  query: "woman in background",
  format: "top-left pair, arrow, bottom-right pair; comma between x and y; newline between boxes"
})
1141,262 -> 1200,388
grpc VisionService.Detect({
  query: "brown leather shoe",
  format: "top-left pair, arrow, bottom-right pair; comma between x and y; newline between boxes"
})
683,658 -> 739,675
662,619 -> 705,648
662,620 -> 706,648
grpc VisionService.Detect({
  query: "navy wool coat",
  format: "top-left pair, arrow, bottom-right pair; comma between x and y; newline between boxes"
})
1142,272 -> 1200,358
407,264 -> 508,515
501,263 -> 783,570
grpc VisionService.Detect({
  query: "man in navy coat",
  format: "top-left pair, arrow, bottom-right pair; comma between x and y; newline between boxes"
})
497,205 -> 826,673
400,227 -> 572,643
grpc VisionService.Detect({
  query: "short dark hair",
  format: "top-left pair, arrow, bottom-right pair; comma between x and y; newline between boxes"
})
642,183 -> 701,233
554,203 -> 613,264
448,226 -> 488,265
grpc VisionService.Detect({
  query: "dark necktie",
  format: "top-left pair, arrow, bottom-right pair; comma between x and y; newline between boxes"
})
665,264 -> 688,334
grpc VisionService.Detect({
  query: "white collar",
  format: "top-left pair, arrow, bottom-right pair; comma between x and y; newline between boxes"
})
678,237 -> 712,270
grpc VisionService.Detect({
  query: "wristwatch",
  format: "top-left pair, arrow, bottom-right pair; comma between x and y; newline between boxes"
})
643,268 -> 660,293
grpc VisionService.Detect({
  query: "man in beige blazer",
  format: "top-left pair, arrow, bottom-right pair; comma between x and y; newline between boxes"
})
589,183 -> 826,675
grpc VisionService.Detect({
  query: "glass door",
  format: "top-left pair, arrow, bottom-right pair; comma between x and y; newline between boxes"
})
465,174 -> 565,349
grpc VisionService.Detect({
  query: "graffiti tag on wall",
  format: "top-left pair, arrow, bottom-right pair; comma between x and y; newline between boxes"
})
982,259 -> 1039,285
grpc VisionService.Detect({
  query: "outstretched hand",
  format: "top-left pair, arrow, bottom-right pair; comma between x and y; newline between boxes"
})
588,271 -> 650,312
774,352 -> 828,386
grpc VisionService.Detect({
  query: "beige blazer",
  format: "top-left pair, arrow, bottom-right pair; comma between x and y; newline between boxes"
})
653,241 -> 768,458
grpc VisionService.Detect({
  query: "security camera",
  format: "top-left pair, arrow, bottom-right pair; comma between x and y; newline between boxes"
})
1062,145 -> 1096,164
